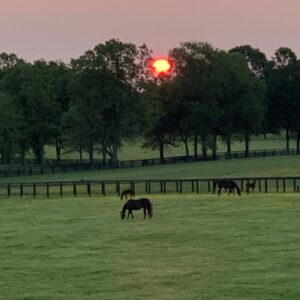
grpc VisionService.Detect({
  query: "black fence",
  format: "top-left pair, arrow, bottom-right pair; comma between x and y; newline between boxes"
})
0,148 -> 298,178
1,176 -> 300,198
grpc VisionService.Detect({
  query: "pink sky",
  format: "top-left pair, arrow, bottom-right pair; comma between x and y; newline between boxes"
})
1,0 -> 300,62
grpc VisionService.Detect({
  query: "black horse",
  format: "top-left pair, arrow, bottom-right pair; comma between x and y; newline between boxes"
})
120,189 -> 135,200
120,198 -> 153,220
213,180 -> 241,196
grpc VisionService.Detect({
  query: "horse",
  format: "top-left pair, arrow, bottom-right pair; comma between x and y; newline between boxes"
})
120,188 -> 135,200
246,180 -> 256,194
213,180 -> 241,196
120,198 -> 153,220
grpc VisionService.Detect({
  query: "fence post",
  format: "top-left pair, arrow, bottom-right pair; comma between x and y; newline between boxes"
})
293,179 -> 296,192
33,183 -> 36,198
7,184 -> 10,198
276,179 -> 279,192
145,180 -> 148,194
264,180 -> 268,193
87,182 -> 91,197
196,181 -> 199,194
20,184 -> 23,197
259,179 -> 261,192
179,180 -> 183,194
101,182 -> 106,196
60,183 -> 63,197
73,182 -> 77,197
116,181 -> 120,196
283,179 -> 286,193
148,181 -> 151,194
191,180 -> 195,193
46,183 -> 49,198
160,181 -> 163,193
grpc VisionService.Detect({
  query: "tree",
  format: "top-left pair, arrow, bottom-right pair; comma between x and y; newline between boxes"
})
268,47 -> 298,152
69,39 -> 148,165
0,92 -> 26,162
229,45 -> 268,78
2,61 -> 59,163
169,42 -> 221,159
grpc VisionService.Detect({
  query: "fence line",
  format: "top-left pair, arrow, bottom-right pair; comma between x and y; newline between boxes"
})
0,148 -> 299,178
1,176 -> 300,198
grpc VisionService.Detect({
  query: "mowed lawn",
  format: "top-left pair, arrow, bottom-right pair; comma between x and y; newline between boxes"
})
0,194 -> 300,299
0,156 -> 299,184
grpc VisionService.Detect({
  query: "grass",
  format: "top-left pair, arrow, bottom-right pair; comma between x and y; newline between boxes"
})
41,138 -> 296,161
0,156 -> 299,184
0,194 -> 300,299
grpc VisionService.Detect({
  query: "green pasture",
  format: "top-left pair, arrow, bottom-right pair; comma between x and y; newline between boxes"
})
41,138 -> 296,161
0,156 -> 299,184
0,194 -> 300,299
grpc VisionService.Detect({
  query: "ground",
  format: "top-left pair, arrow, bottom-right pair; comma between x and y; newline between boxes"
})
0,194 -> 300,299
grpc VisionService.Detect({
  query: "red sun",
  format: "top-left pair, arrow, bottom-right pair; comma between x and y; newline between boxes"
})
150,58 -> 172,76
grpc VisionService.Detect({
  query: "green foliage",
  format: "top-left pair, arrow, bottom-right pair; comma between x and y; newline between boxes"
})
0,92 -> 25,162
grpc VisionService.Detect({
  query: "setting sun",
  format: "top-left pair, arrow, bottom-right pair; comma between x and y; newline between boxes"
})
151,58 -> 172,76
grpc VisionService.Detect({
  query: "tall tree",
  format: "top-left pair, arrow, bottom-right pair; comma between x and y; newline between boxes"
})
268,47 -> 298,152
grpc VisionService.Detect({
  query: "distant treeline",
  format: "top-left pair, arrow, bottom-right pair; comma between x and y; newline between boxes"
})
0,40 -> 300,164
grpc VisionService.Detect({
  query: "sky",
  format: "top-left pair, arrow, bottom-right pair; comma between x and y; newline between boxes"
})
1,0 -> 300,62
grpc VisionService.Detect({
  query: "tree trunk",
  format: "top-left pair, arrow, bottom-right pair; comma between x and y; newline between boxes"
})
56,138 -> 62,164
226,136 -> 232,158
297,130 -> 300,155
194,135 -> 198,160
286,128 -> 290,153
88,142 -> 94,164
244,133 -> 250,158
111,142 -> 119,167
33,139 -> 44,164
201,135 -> 208,160
79,144 -> 83,163
159,141 -> 165,164
212,134 -> 217,160
183,138 -> 189,158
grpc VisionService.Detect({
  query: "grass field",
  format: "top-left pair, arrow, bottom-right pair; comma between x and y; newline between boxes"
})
0,194 -> 300,299
0,156 -> 299,184
41,138 -> 296,161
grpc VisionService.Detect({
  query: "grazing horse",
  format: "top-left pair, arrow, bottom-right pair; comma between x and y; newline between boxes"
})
213,180 -> 241,196
246,180 -> 256,194
120,198 -> 153,220
120,189 -> 135,200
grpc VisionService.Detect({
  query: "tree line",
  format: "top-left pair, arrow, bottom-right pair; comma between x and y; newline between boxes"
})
0,40 -> 299,165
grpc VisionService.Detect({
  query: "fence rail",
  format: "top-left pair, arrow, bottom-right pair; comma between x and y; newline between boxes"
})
0,148 -> 299,178
1,176 -> 300,198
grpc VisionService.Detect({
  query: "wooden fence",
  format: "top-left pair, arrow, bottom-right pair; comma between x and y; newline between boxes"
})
0,148 -> 299,178
1,176 -> 300,198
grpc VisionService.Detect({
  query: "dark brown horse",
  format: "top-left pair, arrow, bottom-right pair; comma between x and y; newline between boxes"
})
120,189 -> 135,200
120,198 -> 153,220
246,180 -> 256,194
213,180 -> 241,196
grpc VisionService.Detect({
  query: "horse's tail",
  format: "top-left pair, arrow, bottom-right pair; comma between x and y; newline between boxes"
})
234,182 -> 241,195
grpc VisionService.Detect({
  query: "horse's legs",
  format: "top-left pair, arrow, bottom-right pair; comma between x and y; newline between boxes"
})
127,210 -> 130,219
218,187 -> 221,196
130,210 -> 134,219
143,208 -> 146,219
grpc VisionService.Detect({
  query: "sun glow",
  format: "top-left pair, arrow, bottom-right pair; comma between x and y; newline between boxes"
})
151,58 -> 172,76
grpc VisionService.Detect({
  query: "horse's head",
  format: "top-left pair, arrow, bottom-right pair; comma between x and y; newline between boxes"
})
120,211 -> 126,220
